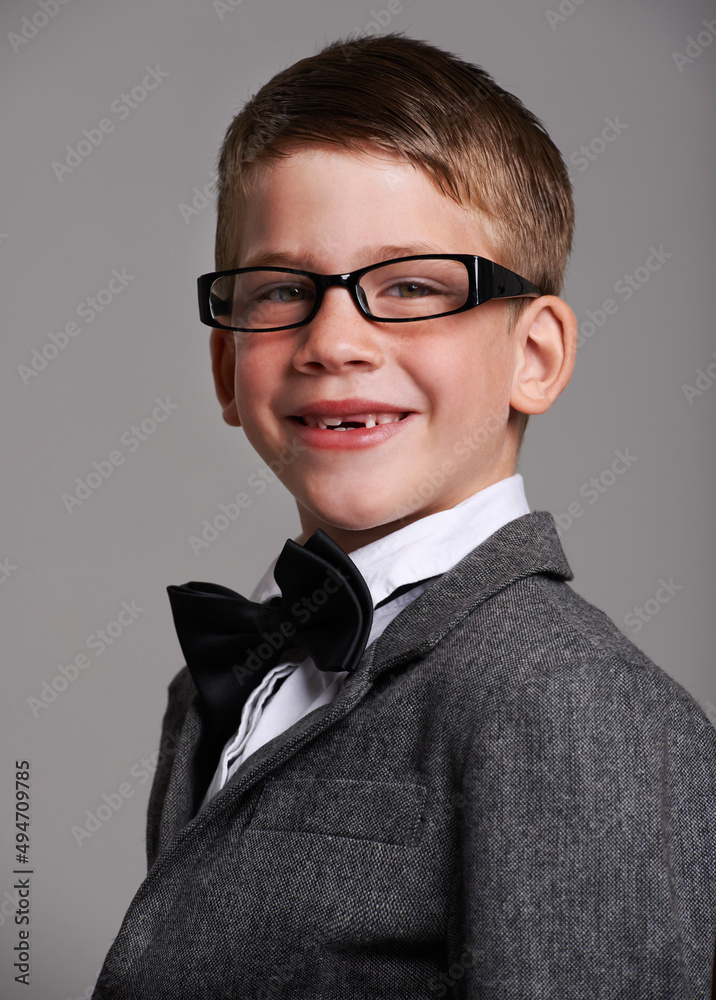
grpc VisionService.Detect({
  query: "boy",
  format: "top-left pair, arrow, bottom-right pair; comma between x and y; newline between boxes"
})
93,33 -> 716,998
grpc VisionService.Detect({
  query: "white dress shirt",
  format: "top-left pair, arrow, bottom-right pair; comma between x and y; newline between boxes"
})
202,473 -> 530,805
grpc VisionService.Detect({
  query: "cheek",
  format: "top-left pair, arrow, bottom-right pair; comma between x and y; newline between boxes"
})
416,342 -> 504,412
233,339 -> 284,417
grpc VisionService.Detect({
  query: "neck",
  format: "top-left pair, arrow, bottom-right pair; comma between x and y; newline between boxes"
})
295,468 -> 518,554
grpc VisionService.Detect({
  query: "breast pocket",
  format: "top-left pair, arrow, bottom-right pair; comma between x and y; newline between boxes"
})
248,776 -> 427,847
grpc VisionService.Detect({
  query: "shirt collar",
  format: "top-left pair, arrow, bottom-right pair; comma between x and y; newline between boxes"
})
251,473 -> 530,608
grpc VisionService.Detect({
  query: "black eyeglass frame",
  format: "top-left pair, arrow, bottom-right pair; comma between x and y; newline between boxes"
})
197,253 -> 542,333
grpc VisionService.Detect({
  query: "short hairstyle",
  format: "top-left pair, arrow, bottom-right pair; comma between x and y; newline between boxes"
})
214,32 -> 575,447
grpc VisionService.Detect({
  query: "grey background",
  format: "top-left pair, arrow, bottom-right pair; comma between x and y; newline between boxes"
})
1,0 -> 714,995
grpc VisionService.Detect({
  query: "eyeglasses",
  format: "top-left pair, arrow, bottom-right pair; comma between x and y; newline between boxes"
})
197,254 -> 542,333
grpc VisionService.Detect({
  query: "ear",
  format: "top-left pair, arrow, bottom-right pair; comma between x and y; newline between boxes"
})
209,328 -> 241,427
509,295 -> 577,416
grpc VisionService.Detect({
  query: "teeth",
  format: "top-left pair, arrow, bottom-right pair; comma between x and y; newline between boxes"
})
300,412 -> 406,428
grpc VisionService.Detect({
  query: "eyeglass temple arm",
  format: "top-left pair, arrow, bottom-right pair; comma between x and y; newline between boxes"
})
480,260 -> 542,301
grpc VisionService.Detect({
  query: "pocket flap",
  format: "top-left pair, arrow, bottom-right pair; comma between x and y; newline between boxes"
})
249,777 -> 427,846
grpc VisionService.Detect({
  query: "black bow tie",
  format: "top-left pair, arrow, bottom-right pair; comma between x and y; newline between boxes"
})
167,530 -> 373,754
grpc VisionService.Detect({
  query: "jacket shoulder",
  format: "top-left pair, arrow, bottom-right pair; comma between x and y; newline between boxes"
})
453,577 -> 716,994
433,568 -> 716,773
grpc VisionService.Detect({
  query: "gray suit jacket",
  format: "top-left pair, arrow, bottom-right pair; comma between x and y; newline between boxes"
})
93,512 -> 716,999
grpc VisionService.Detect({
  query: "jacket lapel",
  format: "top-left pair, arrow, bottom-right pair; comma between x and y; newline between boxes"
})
153,700 -> 203,858
365,509 -> 573,673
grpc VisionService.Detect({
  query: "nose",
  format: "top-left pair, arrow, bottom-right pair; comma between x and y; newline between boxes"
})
291,285 -> 385,375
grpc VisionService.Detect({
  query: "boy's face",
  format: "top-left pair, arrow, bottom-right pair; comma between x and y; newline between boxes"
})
213,145 -> 559,551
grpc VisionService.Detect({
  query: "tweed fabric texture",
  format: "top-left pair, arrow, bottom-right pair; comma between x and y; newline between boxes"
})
93,512 -> 716,999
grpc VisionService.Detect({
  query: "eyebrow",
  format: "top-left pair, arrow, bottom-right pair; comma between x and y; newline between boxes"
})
239,243 -> 450,271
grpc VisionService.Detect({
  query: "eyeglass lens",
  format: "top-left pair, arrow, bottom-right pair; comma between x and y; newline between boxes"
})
209,258 -> 470,329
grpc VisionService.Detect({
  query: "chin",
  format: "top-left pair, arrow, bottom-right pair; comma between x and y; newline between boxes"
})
301,495 -> 402,534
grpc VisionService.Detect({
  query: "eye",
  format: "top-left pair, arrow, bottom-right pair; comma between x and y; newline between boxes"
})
264,283 -> 310,303
387,281 -> 438,298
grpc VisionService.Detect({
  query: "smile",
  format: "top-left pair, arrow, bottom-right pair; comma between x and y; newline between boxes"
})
287,404 -> 416,450
296,412 -> 409,430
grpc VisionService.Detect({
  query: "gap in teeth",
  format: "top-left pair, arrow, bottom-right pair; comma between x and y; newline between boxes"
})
301,412 -> 405,429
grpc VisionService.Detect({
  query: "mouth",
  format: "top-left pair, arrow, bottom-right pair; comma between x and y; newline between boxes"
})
291,411 -> 410,431
286,399 -> 416,449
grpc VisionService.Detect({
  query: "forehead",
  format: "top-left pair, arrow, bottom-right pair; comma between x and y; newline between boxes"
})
231,144 -> 495,270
